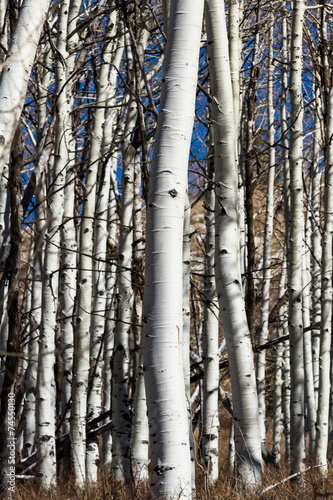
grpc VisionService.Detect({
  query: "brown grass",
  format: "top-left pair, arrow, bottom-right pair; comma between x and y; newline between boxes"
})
13,419 -> 333,500
13,463 -> 333,500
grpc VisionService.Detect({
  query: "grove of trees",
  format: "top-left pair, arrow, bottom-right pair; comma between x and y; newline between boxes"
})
0,0 -> 333,498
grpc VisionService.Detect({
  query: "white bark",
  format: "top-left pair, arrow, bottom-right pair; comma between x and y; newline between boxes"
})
56,0 -> 77,440
23,180 -> 46,458
315,46 -> 333,473
310,88 -> 322,408
302,204 -> 316,460
0,0 -> 51,181
182,191 -> 196,489
257,19 -> 275,447
288,0 -> 305,476
85,13 -> 118,482
112,14 -> 150,481
142,1 -> 204,497
111,36 -> 136,482
101,35 -> 124,470
130,157 -> 149,483
36,0 -> 71,486
202,132 -> 219,484
205,0 -> 262,489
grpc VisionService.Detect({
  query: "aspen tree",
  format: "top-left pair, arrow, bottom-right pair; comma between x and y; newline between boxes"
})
86,12 -> 119,482
130,157 -> 149,483
23,49 -> 50,458
205,0 -> 262,489
288,0 -> 306,476
302,202 -> 316,460
57,0 -> 81,441
36,0 -> 73,486
257,18 -> 275,448
228,0 -> 246,282
112,7 -> 150,480
100,34 -> 125,470
182,191 -> 196,490
142,1 -> 204,497
315,32 -> 333,474
0,0 -> 51,182
310,87 -> 322,407
202,133 -> 219,484
272,260 -> 287,465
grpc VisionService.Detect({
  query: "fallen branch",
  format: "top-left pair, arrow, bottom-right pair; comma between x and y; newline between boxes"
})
259,464 -> 325,495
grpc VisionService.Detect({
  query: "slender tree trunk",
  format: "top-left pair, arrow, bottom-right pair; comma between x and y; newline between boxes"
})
315,39 -> 333,474
205,0 -> 262,490
288,0 -> 306,476
257,18 -> 275,448
0,0 -> 51,181
143,1 -> 204,497
85,13 -> 118,482
302,203 -> 316,460
310,86 -> 322,408
244,6 -> 260,338
202,128 -> 219,485
272,259 -> 287,465
0,128 -> 22,489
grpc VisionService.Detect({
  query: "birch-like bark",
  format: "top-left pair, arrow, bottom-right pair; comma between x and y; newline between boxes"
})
85,12 -> 118,482
57,0 -> 78,440
23,180 -> 46,458
205,0 -> 262,489
102,162 -> 118,470
23,50 -> 50,457
228,0 -> 245,282
182,191 -> 196,489
257,19 -> 275,447
288,0 -> 305,476
36,0 -> 73,485
142,1 -> 204,497
112,13 -> 150,480
101,35 -> 124,470
202,130 -> 219,484
281,1 -> 290,243
310,87 -> 322,407
272,260 -> 287,465
0,0 -> 51,182
130,156 -> 149,483
111,35 -> 136,482
315,41 -> 333,474
302,203 -> 316,460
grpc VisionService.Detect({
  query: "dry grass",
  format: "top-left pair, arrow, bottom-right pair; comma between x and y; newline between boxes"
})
13,464 -> 333,500
13,420 -> 333,500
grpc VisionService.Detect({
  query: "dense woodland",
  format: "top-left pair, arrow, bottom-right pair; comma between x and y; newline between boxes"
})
0,0 -> 333,498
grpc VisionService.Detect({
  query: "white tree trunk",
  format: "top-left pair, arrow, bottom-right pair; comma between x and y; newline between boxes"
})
315,46 -> 333,473
310,87 -> 322,408
288,0 -> 306,476
111,36 -> 136,482
302,205 -> 316,460
257,19 -> 275,447
205,0 -> 262,489
182,191 -> 196,490
142,1 -> 204,497
202,131 -> 219,485
0,0 -> 51,181
101,34 -> 124,470
85,13 -> 118,482
130,157 -> 149,483
36,0 -> 71,486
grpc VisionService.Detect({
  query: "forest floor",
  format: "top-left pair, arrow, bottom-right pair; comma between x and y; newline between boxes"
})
12,412 -> 333,500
